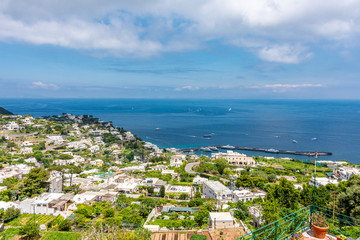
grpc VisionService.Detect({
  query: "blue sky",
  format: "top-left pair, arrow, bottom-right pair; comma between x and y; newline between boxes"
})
0,0 -> 360,99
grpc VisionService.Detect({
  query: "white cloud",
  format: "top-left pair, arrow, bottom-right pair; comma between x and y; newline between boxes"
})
0,0 -> 359,59
258,45 -> 312,64
249,83 -> 324,89
31,81 -> 59,89
175,85 -> 200,91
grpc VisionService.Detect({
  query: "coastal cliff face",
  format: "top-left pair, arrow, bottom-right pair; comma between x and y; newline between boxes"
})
0,107 -> 14,115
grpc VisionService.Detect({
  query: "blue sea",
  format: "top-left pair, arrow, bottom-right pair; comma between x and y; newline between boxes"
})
1,99 -> 359,164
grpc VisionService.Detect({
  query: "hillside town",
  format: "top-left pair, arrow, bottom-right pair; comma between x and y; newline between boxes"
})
0,113 -> 359,240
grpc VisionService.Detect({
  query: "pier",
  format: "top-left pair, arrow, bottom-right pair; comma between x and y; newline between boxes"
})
180,145 -> 332,156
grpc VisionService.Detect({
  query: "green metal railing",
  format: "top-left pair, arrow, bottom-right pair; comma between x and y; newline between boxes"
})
236,205 -> 360,240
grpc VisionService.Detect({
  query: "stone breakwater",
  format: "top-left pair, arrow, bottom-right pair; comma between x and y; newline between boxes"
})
181,145 -> 332,156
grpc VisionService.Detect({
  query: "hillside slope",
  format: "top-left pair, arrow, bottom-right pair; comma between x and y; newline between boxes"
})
0,107 -> 14,115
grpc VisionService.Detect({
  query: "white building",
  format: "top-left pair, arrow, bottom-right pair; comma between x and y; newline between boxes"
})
335,167 -> 360,180
3,122 -> 20,131
232,190 -> 266,203
119,164 -> 146,172
49,171 -> 62,193
0,164 -> 33,183
47,136 -> 65,145
150,165 -> 168,171
0,201 -> 20,211
115,182 -> 139,194
20,193 -> 73,216
170,154 -> 186,167
209,212 -> 236,229
162,169 -> 177,178
53,159 -> 78,166
90,159 -> 103,167
21,117 -> 34,126
309,177 -> 339,187
165,185 -> 192,196
203,180 -> 232,201
89,145 -> 100,153
124,132 -> 135,141
67,140 -> 90,150
21,147 -> 33,154
193,175 -> 208,185
24,157 -> 37,164
21,141 -> 33,147
211,151 -> 255,167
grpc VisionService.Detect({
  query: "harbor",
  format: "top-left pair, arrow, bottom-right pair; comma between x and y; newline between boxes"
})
180,145 -> 332,156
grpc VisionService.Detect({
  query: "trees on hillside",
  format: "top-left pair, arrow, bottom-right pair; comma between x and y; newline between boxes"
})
234,200 -> 249,220
23,168 -> 49,197
266,178 -> 300,210
336,182 -> 360,219
215,159 -> 228,175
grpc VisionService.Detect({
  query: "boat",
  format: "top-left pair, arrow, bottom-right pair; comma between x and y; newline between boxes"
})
209,146 -> 218,151
155,128 -> 160,131
312,138 -> 317,141
203,134 -> 212,138
275,136 -> 280,138
221,145 -> 235,149
200,147 -> 212,152
292,140 -> 298,143
266,148 -> 279,153
228,108 -> 232,111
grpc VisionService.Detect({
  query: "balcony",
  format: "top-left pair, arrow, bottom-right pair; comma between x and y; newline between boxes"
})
236,205 -> 360,240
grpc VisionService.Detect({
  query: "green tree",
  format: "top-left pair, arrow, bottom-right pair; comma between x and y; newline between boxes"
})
234,201 -> 249,220
0,190 -> 11,201
170,213 -> 179,220
179,193 -> 189,200
195,191 -> 202,199
336,184 -> 360,219
23,168 -> 49,197
266,178 -> 300,210
6,142 -> 16,150
261,197 -> 281,224
3,207 -> 20,221
194,206 -> 209,226
58,219 -> 72,231
215,158 -> 228,175
146,186 -> 154,196
33,150 -> 43,162
267,174 -> 277,183
103,208 -> 115,218
58,154 -> 73,160
159,185 -> 165,198
300,184 -> 330,208
19,221 -> 40,239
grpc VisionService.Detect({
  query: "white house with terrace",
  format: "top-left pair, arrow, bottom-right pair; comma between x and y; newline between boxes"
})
232,190 -> 266,203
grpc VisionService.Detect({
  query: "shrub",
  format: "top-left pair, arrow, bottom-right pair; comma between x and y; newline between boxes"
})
191,235 -> 207,240
311,212 -> 328,228
19,221 -> 40,239
58,219 -> 72,231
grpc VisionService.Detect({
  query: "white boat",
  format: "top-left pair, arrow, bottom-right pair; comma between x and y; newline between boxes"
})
200,147 -> 212,152
266,148 -> 279,153
312,138 -> 317,141
275,136 -> 280,138
292,140 -> 298,143
155,128 -> 160,131
209,147 -> 218,151
221,145 -> 235,149
228,108 -> 232,111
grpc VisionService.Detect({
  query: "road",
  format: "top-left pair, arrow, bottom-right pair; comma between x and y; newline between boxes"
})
184,162 -> 200,174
